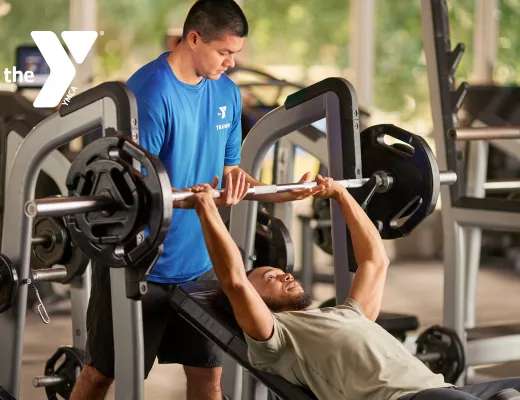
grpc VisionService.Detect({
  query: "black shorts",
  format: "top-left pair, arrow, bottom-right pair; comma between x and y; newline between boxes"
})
85,265 -> 222,379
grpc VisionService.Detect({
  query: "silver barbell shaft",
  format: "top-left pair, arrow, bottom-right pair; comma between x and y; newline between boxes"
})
171,171 -> 457,202
25,171 -> 458,216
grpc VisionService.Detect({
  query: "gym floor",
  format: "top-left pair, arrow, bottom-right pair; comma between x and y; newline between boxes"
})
19,261 -> 520,400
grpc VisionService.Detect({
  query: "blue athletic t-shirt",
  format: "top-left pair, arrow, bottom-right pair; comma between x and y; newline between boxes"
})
126,52 -> 242,283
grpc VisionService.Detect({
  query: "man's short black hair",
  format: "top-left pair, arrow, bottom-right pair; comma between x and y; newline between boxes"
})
183,0 -> 248,42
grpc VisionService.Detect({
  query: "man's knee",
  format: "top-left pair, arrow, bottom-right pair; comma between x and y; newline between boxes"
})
184,365 -> 222,387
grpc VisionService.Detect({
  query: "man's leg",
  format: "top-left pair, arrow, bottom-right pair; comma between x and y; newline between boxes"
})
158,269 -> 223,400
71,265 -> 115,400
71,365 -> 113,400
456,377 -> 520,400
184,365 -> 222,400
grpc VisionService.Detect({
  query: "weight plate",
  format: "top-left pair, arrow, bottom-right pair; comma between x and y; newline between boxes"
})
66,137 -> 172,267
43,346 -> 84,400
360,124 -> 440,239
416,325 -> 465,384
33,217 -> 69,268
0,253 -> 16,314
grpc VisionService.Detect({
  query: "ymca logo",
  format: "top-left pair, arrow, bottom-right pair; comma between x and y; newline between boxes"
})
217,106 -> 227,119
31,31 -> 98,108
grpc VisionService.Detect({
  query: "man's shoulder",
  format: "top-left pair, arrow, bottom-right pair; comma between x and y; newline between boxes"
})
127,54 -> 170,99
209,74 -> 240,94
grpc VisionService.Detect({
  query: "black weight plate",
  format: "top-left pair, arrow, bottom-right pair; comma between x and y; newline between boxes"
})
74,159 -> 139,244
361,124 -> 440,239
33,217 -> 68,268
60,238 -> 90,284
416,325 -> 465,384
44,346 -> 84,400
311,197 -> 334,255
66,137 -> 172,268
0,253 -> 16,313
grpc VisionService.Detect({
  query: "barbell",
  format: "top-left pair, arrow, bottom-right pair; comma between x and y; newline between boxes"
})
25,170 -> 456,215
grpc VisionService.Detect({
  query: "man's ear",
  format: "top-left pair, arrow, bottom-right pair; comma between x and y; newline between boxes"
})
186,31 -> 200,50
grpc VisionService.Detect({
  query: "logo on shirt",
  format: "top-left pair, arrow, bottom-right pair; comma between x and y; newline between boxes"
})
218,106 -> 227,119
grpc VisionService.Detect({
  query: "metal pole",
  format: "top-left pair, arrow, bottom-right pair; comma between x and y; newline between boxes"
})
349,0 -> 376,108
25,195 -> 114,217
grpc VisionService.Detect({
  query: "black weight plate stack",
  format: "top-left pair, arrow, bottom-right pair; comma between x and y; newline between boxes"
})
360,124 -> 441,239
32,217 -> 69,268
254,210 -> 294,273
66,137 -> 172,268
43,346 -> 84,400
416,325 -> 465,384
0,253 -> 16,313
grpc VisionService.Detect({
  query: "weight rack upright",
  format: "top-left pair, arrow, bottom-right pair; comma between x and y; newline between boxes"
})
0,83 -> 148,400
421,0 -> 520,380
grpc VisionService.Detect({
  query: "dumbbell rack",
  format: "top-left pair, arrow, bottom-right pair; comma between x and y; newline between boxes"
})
421,0 -> 520,380
0,83 -> 147,400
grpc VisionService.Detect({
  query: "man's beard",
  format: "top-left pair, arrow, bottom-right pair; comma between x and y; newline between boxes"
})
263,292 -> 313,312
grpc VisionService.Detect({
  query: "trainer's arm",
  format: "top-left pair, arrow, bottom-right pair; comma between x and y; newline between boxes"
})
194,196 -> 274,341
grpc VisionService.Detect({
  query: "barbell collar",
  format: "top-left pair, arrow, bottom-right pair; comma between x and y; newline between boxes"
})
32,375 -> 66,388
25,195 -> 115,218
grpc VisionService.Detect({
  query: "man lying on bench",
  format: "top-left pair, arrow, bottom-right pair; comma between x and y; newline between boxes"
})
175,171 -> 520,400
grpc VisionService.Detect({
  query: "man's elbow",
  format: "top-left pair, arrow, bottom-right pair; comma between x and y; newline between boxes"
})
220,275 -> 248,295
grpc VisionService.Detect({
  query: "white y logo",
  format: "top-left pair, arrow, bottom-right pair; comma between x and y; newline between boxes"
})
30,31 -> 98,108
218,106 -> 227,119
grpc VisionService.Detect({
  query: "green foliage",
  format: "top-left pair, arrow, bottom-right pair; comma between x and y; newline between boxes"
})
1,0 -> 518,121
96,0 -> 191,79
374,0 -> 474,120
243,0 -> 350,69
0,0 -> 69,67
496,0 -> 520,84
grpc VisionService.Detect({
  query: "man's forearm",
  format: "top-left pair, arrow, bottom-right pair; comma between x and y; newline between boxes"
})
195,199 -> 247,285
335,189 -> 389,267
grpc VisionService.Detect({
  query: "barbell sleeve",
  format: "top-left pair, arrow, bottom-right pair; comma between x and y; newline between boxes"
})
449,126 -> 520,141
25,195 -> 114,218
30,267 -> 68,283
32,375 -> 66,388
416,351 -> 443,363
31,236 -> 52,246
439,171 -> 457,185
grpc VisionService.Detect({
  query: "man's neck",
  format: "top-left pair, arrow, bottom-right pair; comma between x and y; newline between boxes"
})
167,44 -> 203,85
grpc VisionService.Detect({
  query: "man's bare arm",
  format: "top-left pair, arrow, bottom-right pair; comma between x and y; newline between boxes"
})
195,195 -> 275,341
315,176 -> 390,321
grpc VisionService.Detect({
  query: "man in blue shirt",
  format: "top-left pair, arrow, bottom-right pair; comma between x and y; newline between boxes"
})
72,1 -> 319,399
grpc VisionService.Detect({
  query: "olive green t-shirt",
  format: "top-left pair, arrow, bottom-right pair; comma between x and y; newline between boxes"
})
244,299 -> 451,400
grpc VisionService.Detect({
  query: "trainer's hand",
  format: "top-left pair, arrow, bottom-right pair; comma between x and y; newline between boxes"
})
312,174 -> 345,200
172,172 -> 249,209
213,171 -> 250,207
274,172 -> 326,203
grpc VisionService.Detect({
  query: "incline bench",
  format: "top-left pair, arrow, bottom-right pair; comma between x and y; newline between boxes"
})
171,280 -> 419,400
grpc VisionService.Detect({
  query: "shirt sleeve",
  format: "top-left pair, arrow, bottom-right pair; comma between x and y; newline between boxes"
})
136,99 -> 166,157
244,315 -> 286,367
224,87 -> 242,166
340,297 -> 366,316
